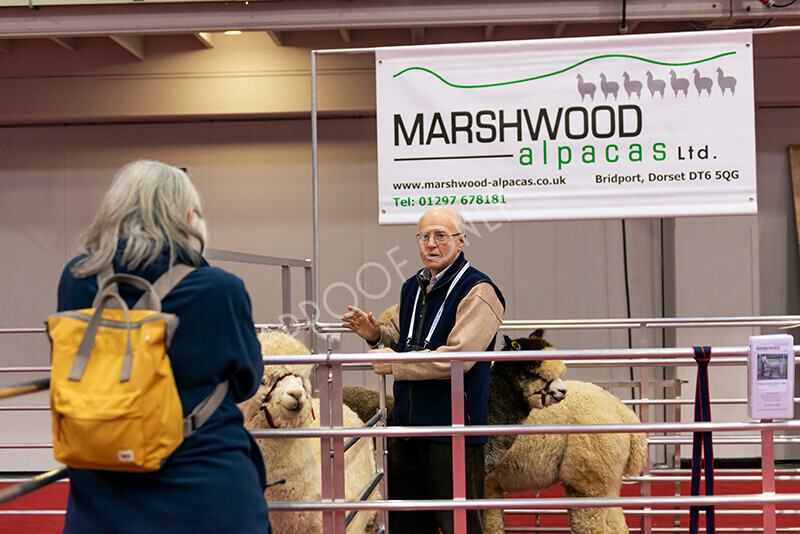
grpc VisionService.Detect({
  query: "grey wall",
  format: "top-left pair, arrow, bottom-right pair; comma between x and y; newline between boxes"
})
1,29 -> 799,470
0,113 -> 786,469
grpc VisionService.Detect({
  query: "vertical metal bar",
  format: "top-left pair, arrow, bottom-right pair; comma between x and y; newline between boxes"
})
330,360 -> 347,533
318,352 -> 333,534
281,265 -> 292,330
450,360 -> 467,532
378,373 -> 389,534
328,333 -> 341,355
311,50 -> 320,337
673,379 -> 682,531
305,265 -> 316,353
639,323 -> 653,534
762,424 -> 777,534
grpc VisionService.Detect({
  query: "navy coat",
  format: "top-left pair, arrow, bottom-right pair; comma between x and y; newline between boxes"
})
394,252 -> 504,445
56,248 -> 271,534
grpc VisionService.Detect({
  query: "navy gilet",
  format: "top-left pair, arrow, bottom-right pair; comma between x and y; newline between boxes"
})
393,252 -> 504,444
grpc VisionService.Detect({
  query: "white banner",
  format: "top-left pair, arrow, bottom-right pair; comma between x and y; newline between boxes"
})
375,30 -> 756,225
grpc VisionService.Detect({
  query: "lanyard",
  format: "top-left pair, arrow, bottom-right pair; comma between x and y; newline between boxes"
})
690,346 -> 715,534
406,262 -> 470,349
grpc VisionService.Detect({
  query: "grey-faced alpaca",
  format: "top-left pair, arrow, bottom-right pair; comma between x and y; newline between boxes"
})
484,332 -> 648,534
341,340 -> 568,474
339,306 -> 568,476
484,333 -> 567,474
239,332 -> 380,534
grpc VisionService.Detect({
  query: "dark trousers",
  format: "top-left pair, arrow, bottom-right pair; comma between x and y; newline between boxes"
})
387,438 -> 485,534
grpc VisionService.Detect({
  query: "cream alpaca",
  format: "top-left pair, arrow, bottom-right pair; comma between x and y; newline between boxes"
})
240,331 -> 379,533
485,334 -> 647,534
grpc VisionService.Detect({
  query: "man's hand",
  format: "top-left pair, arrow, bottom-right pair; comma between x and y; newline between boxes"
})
368,346 -> 394,375
341,305 -> 381,344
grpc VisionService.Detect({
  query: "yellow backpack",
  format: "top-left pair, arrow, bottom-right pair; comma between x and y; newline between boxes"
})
47,264 -> 228,472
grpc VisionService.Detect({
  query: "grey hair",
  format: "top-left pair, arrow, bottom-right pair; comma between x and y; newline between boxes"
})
451,210 -> 466,235
72,160 -> 205,278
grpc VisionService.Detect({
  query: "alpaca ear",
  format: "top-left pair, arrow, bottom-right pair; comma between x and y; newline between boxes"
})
531,329 -> 545,339
503,335 -> 512,348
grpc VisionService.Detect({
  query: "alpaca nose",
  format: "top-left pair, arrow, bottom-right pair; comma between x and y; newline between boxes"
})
549,378 -> 567,403
282,387 -> 304,410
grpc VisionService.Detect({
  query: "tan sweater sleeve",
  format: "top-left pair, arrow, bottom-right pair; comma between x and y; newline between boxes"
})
391,282 -> 504,381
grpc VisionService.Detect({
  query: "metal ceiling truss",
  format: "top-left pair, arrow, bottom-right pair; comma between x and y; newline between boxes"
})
0,0 -> 797,57
0,1 -> 797,38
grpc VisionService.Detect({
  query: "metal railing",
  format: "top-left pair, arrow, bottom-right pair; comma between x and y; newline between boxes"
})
252,345 -> 800,534
3,317 -> 800,534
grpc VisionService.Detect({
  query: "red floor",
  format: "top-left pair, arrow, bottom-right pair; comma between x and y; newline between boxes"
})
0,480 -> 68,533
2,472 -> 799,533
506,474 -> 800,532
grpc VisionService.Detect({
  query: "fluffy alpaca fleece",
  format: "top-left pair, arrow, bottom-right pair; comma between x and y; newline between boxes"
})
342,310 -> 568,474
484,372 -> 647,534
341,356 -> 566,476
239,331 -> 380,533
342,385 -> 394,426
484,337 -> 567,474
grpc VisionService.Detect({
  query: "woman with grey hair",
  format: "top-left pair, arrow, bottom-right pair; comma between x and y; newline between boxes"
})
57,160 -> 271,533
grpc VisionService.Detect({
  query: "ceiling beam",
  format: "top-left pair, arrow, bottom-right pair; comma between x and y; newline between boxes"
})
623,21 -> 640,34
0,0 -> 744,39
109,34 -> 144,60
193,32 -> 214,48
484,25 -> 493,40
553,21 -> 567,38
266,30 -> 283,46
50,37 -> 78,50
410,26 -> 425,45
339,28 -> 351,44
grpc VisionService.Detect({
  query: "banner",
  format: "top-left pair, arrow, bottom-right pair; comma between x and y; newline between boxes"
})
375,30 -> 756,224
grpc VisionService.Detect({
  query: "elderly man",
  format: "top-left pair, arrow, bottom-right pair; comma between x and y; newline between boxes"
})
342,206 -> 504,534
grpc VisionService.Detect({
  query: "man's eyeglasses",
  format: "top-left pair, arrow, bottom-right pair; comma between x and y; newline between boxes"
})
416,231 -> 463,244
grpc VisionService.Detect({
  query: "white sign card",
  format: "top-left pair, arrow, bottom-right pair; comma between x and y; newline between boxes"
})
376,30 -> 757,224
748,334 -> 795,420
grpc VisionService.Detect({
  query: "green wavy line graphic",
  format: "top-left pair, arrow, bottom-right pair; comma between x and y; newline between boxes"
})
392,51 -> 736,88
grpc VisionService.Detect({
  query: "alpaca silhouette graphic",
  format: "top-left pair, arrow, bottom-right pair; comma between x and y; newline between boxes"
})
692,69 -> 713,96
576,74 -> 596,102
573,65 -> 736,102
599,73 -> 619,101
622,72 -> 642,99
669,70 -> 690,97
717,68 -> 737,96
646,71 -> 665,99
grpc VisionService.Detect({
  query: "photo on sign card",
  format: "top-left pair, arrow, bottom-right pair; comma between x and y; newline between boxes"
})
757,353 -> 787,380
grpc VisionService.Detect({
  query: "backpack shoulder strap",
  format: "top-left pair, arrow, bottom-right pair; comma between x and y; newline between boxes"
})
95,264 -> 121,308
183,381 -> 229,438
96,264 -> 116,294
133,263 -> 196,310
95,264 -> 163,311
137,262 -> 226,438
